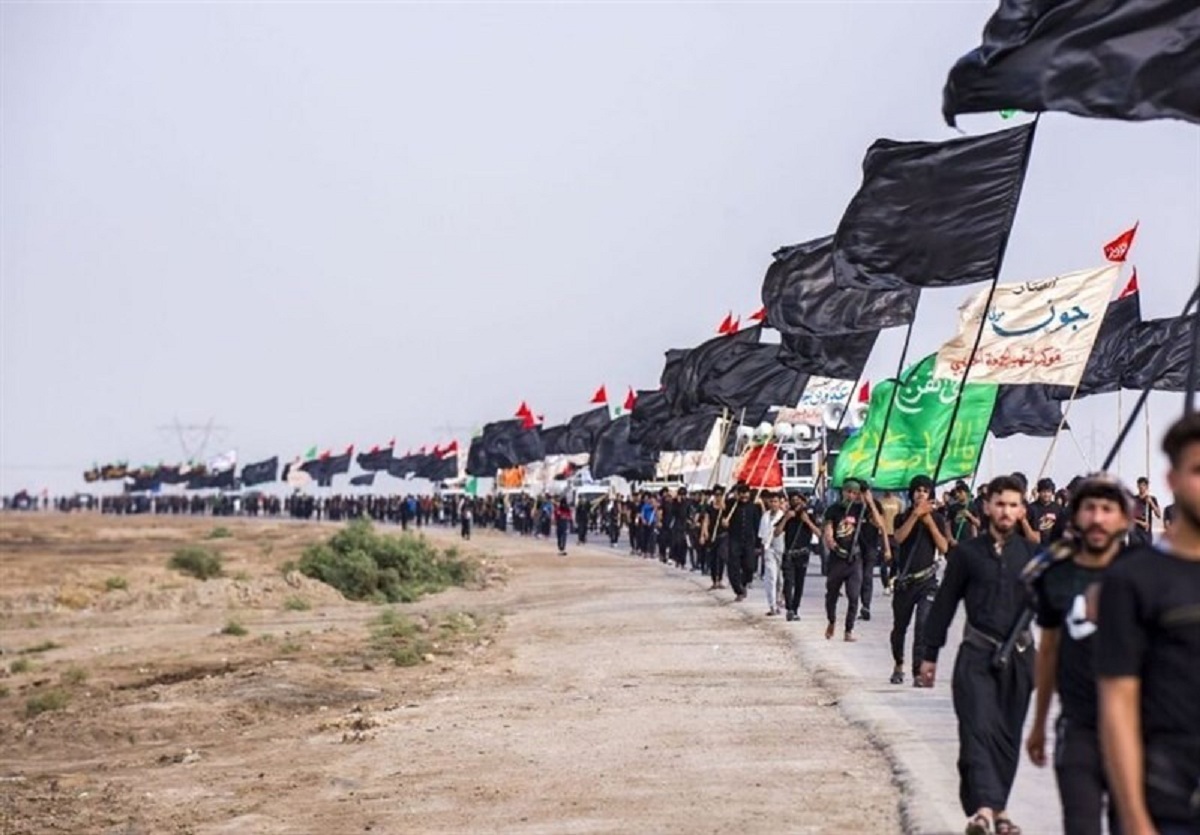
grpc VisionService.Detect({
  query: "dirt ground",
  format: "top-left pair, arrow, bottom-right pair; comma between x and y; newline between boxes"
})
0,514 -> 900,834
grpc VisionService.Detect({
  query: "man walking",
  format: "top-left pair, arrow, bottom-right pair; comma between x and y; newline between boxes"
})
1098,416 -> 1200,835
722,483 -> 760,601
919,475 -> 1038,835
759,492 -> 786,616
823,478 -> 886,642
781,491 -> 821,621
888,475 -> 948,686
1025,476 -> 1131,835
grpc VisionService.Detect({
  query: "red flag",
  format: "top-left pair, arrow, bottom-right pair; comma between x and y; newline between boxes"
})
1103,222 -> 1139,263
590,385 -> 608,404
388,438 -> 395,448
431,443 -> 444,457
734,442 -> 783,489
417,445 -> 427,455
623,387 -> 637,411
319,449 -> 331,460
520,413 -> 537,430
442,440 -> 459,456
515,400 -> 532,418
857,382 -> 871,403
368,444 -> 379,454
1119,269 -> 1139,299
717,312 -> 734,334
728,316 -> 741,335
748,306 -> 767,323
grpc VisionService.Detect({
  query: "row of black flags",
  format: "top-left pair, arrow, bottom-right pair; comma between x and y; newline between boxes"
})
87,1 -> 1199,491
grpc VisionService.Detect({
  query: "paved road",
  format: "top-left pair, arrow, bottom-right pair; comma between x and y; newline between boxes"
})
580,540 -> 1063,835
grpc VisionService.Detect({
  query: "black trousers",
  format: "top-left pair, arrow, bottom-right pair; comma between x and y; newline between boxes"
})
859,547 -> 878,614
727,539 -> 753,596
824,557 -> 863,631
890,578 -> 937,676
556,519 -> 569,553
1055,716 -> 1121,835
669,528 -> 688,567
952,643 -> 1035,815
709,536 -> 727,584
461,518 -> 472,540
781,548 -> 811,614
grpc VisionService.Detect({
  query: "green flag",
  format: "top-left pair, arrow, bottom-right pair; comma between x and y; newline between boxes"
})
833,354 -> 997,489
465,476 -> 479,496
999,109 -> 1019,119
303,445 -> 318,460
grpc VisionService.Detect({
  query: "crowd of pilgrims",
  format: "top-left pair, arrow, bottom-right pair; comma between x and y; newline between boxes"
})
13,412 -> 1200,835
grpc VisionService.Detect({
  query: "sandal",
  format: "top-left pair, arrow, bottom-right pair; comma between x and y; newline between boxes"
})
994,819 -> 1021,835
965,814 -> 992,835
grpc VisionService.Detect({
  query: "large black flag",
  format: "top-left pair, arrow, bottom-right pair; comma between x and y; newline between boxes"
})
155,465 -> 187,485
590,415 -> 657,481
629,389 -> 673,448
240,457 -> 279,487
187,469 -> 235,490
465,420 -> 545,476
779,329 -> 878,381
301,450 -> 352,488
540,425 -> 570,456
833,123 -> 1035,291
656,408 -> 725,453
670,327 -> 762,414
1049,290 -> 1142,399
387,453 -> 416,479
416,452 -> 458,482
563,407 -> 611,455
763,236 -> 918,335
943,0 -> 1200,127
356,447 -> 395,472
1121,313 -> 1196,392
350,473 -> 376,487
698,344 -> 808,413
127,470 -> 162,493
989,385 -> 1066,438
660,348 -> 689,397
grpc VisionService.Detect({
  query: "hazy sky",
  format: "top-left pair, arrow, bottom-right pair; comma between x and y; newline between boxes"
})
2,1 -> 1198,495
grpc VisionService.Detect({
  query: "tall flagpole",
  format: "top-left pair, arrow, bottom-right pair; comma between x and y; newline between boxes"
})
933,115 -> 1041,484
1037,375 -> 1086,481
1116,390 -> 1124,477
1144,396 -> 1152,482
868,311 -> 919,482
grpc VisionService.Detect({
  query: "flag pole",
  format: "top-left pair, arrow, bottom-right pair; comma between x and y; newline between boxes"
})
1102,284 -> 1200,471
1036,374 -> 1085,482
1116,390 -> 1124,477
868,312 -> 919,482
933,114 -> 1040,484
709,408 -> 742,489
1144,396 -> 1152,483
1066,427 -> 1095,473
1186,246 -> 1200,417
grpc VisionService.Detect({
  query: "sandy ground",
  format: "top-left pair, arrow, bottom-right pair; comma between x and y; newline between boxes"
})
0,515 -> 899,834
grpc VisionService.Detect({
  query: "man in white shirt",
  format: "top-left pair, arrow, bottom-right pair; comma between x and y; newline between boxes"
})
758,492 -> 787,616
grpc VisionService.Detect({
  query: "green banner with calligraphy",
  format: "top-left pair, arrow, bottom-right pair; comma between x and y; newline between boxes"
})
833,354 -> 998,489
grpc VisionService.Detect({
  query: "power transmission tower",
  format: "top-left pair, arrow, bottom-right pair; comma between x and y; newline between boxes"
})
156,417 -> 230,463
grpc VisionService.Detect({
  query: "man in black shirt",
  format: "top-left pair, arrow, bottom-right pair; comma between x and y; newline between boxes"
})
1023,477 -> 1067,548
888,475 -> 948,686
946,481 -> 981,546
721,483 -> 760,601
779,491 -> 822,621
1098,416 -> 1200,835
919,475 -> 1037,835
1025,476 -> 1131,835
823,479 -> 887,642
1129,476 -> 1161,546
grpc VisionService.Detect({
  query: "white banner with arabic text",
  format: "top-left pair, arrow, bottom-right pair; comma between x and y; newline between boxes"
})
934,265 -> 1119,386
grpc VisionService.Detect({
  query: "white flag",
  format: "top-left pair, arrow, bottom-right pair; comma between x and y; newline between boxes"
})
934,265 -> 1120,386
207,449 -> 238,473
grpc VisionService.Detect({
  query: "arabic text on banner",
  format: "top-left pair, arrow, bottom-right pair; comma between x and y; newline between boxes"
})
934,265 -> 1120,386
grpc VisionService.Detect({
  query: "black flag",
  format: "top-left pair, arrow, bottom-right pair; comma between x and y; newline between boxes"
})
943,0 -> 1200,127
350,473 -> 376,487
659,348 -> 689,397
670,327 -> 761,414
629,389 -> 673,448
698,344 -> 808,413
590,415 -> 657,481
763,236 -> 917,335
240,457 -> 279,487
156,465 -> 186,485
540,425 -> 570,456
356,447 -> 395,472
1049,290 -> 1142,399
833,123 -> 1035,291
779,329 -> 878,381
989,385 -> 1066,438
656,408 -> 724,453
465,420 -> 545,476
563,407 -> 612,455
127,470 -> 162,492
1121,314 -> 1196,392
